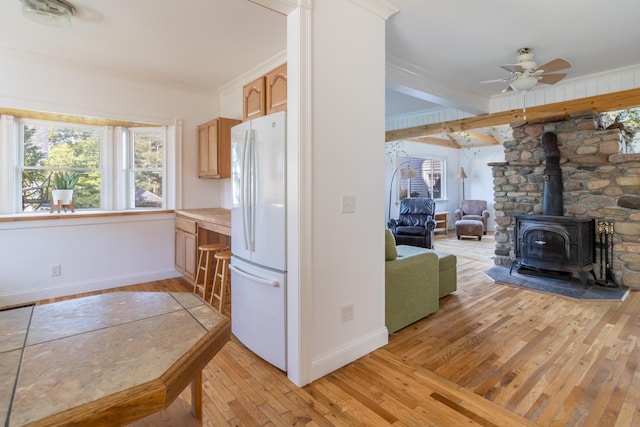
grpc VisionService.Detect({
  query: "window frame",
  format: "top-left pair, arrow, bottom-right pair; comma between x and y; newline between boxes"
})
0,113 -> 172,215
18,118 -> 108,212
397,153 -> 447,201
126,127 -> 166,210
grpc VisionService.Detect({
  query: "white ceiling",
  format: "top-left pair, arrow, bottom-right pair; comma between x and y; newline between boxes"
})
2,0 -> 640,119
386,0 -> 640,116
0,0 -> 287,93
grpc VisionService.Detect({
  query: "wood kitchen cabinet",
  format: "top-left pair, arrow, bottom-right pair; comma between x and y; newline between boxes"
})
242,63 -> 287,121
266,62 -> 287,115
175,209 -> 231,285
175,215 -> 198,283
198,117 -> 241,179
242,76 -> 266,121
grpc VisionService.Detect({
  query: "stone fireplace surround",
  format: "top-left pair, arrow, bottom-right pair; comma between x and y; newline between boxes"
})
490,112 -> 640,289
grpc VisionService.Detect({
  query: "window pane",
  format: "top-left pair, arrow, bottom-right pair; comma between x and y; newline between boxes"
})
134,171 -> 163,207
133,131 -> 163,168
23,124 -> 101,168
21,122 -> 102,212
21,170 -> 52,212
398,155 -> 445,200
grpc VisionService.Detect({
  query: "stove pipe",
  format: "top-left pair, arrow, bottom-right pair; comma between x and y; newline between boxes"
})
542,131 -> 563,216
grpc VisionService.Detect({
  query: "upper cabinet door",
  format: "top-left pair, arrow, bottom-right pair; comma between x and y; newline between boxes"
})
198,123 -> 212,178
243,76 -> 266,121
198,118 -> 241,179
266,63 -> 287,115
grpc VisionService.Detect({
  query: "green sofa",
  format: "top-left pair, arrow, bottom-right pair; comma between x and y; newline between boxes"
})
385,229 -> 457,334
393,244 -> 457,298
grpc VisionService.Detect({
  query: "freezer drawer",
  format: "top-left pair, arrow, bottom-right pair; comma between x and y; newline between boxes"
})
230,257 -> 286,371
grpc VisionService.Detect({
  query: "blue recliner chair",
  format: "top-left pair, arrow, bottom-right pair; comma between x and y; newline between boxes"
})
388,198 -> 436,249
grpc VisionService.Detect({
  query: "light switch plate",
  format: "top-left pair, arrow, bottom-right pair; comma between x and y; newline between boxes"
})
341,195 -> 356,213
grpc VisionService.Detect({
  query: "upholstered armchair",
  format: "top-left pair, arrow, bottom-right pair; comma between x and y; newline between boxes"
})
388,198 -> 436,249
454,200 -> 491,234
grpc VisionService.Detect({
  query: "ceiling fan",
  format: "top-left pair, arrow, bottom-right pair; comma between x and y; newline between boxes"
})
483,48 -> 571,93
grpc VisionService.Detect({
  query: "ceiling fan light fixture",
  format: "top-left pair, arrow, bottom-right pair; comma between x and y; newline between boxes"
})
20,0 -> 76,27
510,75 -> 539,92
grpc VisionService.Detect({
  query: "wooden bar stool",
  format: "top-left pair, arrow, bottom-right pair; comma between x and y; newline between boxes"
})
193,243 -> 225,302
210,251 -> 232,313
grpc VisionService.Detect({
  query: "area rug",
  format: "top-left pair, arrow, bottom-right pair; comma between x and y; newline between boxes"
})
484,265 -> 630,301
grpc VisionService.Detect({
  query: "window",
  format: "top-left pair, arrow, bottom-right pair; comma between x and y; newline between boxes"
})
21,121 -> 103,212
601,108 -> 640,153
128,128 -> 164,208
1,114 -> 170,214
398,154 -> 445,200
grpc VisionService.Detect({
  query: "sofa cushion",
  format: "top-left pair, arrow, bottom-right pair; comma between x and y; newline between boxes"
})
385,229 -> 397,261
385,249 -> 439,334
431,250 -> 456,270
397,245 -> 457,299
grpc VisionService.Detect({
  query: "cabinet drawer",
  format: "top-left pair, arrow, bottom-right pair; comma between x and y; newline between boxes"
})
175,216 -> 197,234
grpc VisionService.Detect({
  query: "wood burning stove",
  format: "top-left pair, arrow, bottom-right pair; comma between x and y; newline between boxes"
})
513,214 -> 596,284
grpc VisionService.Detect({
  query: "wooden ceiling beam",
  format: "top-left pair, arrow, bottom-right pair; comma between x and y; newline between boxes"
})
386,87 -> 640,142
408,136 -> 459,148
458,131 -> 500,146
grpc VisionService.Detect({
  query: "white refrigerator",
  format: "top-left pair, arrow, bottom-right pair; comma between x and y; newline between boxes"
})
229,111 -> 287,371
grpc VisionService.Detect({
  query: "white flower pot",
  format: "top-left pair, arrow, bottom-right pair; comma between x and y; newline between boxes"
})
52,189 -> 73,205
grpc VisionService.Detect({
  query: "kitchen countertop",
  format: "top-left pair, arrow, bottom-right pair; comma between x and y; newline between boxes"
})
176,208 -> 231,235
0,292 -> 230,426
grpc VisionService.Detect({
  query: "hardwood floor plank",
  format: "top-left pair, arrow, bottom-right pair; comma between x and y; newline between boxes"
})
19,232 -> 640,426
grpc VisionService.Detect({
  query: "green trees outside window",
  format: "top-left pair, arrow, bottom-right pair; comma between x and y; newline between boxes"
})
20,120 -> 165,212
22,124 -> 101,211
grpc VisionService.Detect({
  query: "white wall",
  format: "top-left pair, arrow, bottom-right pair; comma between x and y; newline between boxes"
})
306,0 -> 389,380
459,145 -> 503,232
0,214 -> 176,306
385,140 -> 503,233
0,47 -> 222,305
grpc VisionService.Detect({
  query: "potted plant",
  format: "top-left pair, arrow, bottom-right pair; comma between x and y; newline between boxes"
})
51,172 -> 78,205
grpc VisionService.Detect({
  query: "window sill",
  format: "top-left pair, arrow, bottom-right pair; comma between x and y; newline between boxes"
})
0,209 -> 175,223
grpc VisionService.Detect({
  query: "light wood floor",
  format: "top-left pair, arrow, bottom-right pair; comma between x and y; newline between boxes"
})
35,232 -> 640,426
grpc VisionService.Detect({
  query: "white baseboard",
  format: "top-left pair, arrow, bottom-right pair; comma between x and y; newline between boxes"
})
0,269 -> 181,307
309,327 -> 389,382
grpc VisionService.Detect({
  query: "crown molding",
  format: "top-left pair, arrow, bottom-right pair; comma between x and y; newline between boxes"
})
350,0 -> 399,19
217,50 -> 287,97
248,0 -> 310,15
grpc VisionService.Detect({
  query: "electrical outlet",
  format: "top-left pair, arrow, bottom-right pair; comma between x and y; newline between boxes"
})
50,264 -> 61,277
341,195 -> 356,213
341,304 -> 354,323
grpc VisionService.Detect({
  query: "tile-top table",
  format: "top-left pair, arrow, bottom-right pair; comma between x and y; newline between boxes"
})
0,292 -> 230,427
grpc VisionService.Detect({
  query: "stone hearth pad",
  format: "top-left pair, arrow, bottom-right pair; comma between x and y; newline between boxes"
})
484,265 -> 630,301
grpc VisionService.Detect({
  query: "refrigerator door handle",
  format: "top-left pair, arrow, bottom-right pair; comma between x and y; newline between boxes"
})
249,129 -> 256,252
229,264 -> 280,287
241,129 -> 251,250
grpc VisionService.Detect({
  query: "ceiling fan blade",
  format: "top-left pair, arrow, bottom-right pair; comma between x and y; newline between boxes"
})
501,84 -> 513,93
539,73 -> 567,85
537,58 -> 571,73
481,77 -> 512,84
500,64 -> 524,74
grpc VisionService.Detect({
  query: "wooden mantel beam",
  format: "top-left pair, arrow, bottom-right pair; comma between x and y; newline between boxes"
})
385,88 -> 640,142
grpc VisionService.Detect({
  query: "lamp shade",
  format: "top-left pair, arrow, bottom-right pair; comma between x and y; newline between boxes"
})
399,168 -> 418,179
456,167 -> 468,179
